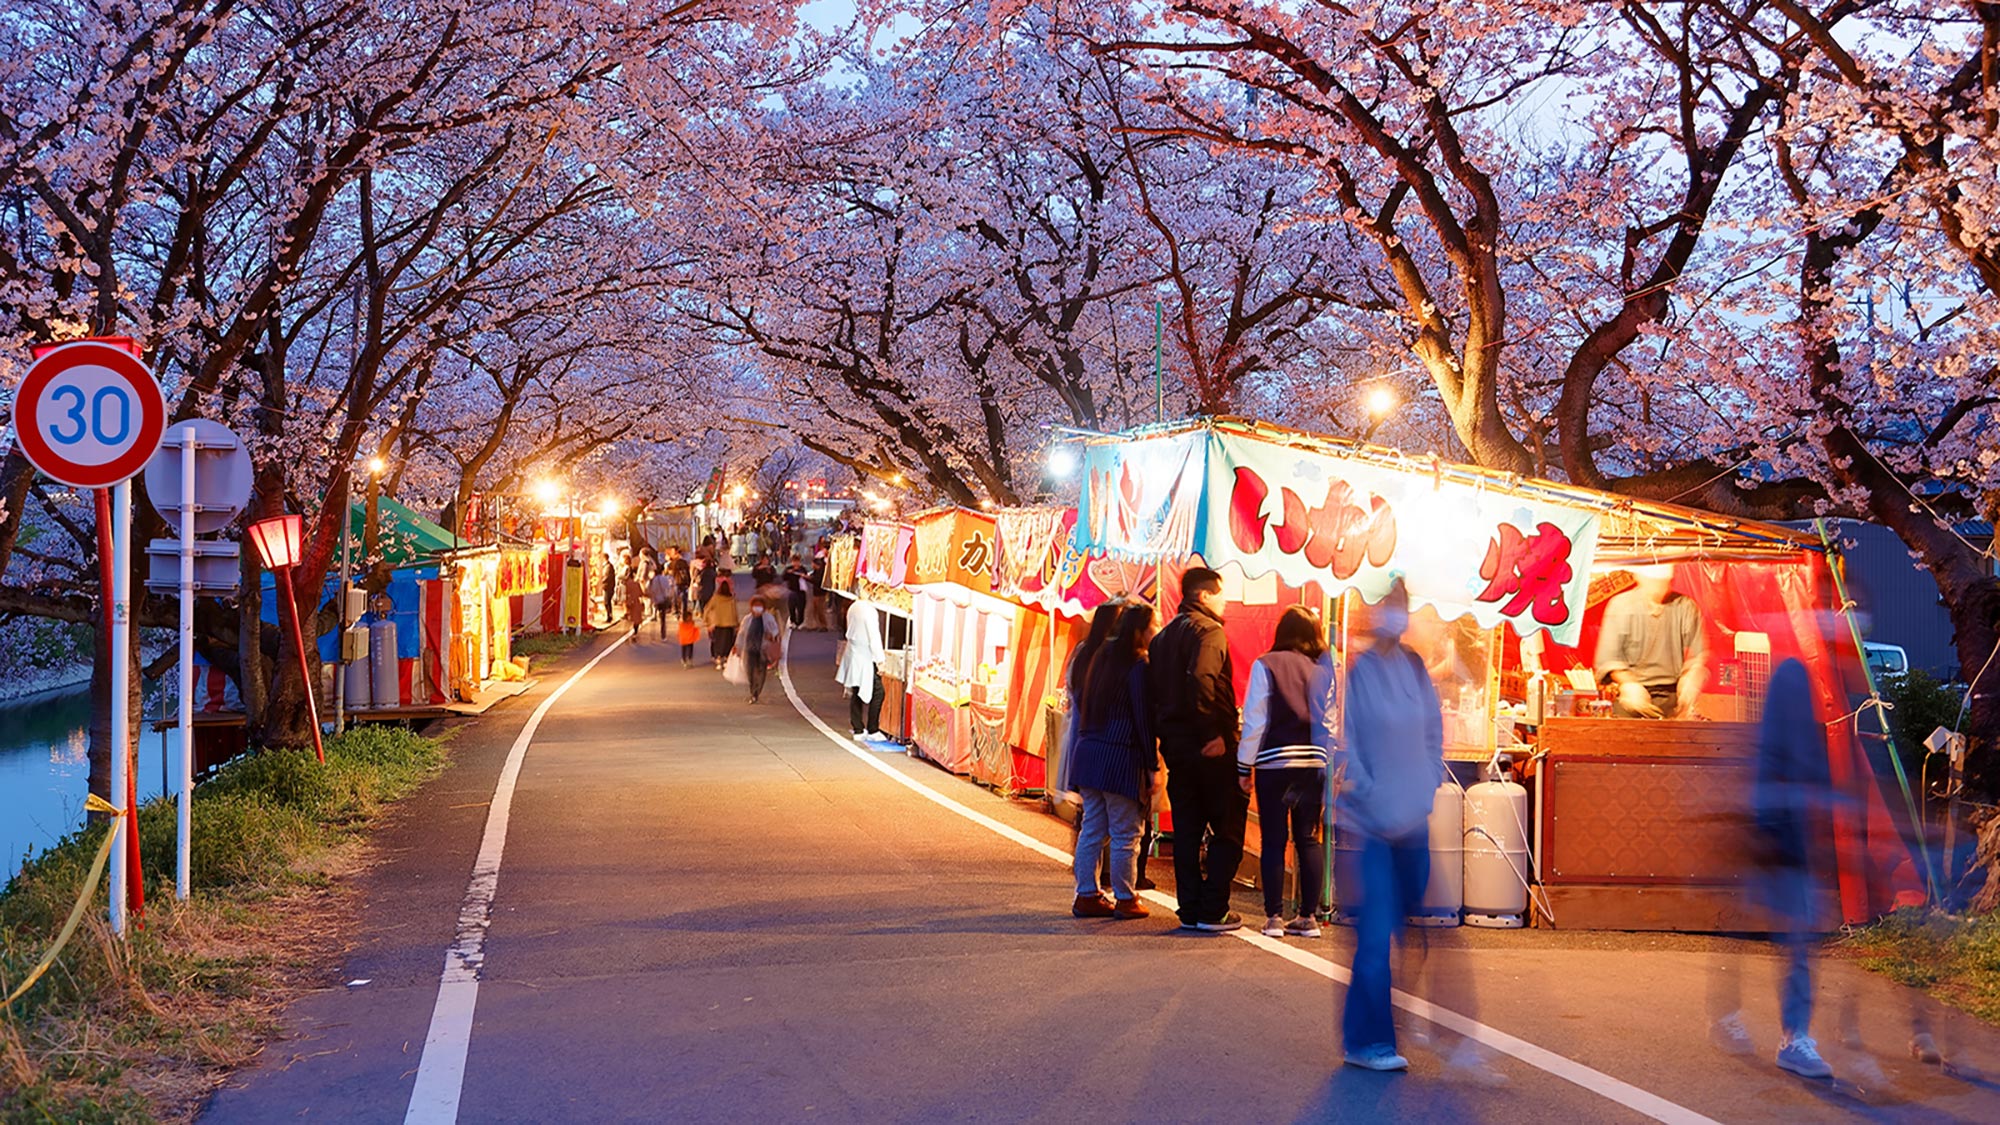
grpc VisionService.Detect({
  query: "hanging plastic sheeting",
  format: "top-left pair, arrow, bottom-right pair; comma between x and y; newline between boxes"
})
1533,555 -> 1924,923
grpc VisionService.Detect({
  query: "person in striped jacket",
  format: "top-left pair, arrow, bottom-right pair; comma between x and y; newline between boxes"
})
1238,605 -> 1340,939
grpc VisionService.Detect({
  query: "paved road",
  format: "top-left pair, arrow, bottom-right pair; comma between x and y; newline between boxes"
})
202,626 -> 2000,1123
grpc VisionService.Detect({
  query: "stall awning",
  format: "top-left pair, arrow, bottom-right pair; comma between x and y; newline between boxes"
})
909,506 -> 998,595
352,496 -> 472,567
1076,419 -> 1818,646
994,506 -> 1161,619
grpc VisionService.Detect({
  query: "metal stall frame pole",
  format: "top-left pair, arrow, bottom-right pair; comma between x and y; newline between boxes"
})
110,482 -> 134,933
335,471 -> 350,733
176,425 -> 195,899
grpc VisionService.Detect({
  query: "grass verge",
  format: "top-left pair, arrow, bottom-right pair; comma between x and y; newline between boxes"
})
1837,907 -> 2000,1025
509,631 -> 587,662
0,726 -> 447,1123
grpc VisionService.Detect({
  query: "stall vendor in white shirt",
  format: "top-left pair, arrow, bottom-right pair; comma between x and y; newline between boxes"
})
1594,564 -> 1707,718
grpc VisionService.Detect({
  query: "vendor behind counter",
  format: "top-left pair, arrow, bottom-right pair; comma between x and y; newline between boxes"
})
1593,564 -> 1708,719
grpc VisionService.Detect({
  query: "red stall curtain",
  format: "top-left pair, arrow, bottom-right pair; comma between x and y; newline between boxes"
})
1536,555 -> 1922,923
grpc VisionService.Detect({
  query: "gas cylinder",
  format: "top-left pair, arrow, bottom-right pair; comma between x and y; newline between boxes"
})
1410,781 -> 1463,927
368,616 -> 399,709
1463,779 -> 1530,928
343,625 -> 373,710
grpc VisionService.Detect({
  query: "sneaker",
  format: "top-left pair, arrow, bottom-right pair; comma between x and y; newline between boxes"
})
1285,916 -> 1323,938
1343,1046 -> 1410,1072
1135,875 -> 1157,891
1194,912 -> 1243,933
1776,1035 -> 1833,1079
1113,898 -> 1151,920
1710,1011 -> 1754,1057
851,732 -> 872,743
1261,915 -> 1286,937
1910,1032 -> 1942,1065
1072,894 -> 1115,919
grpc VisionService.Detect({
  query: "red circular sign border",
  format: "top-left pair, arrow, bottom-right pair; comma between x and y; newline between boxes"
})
13,342 -> 167,489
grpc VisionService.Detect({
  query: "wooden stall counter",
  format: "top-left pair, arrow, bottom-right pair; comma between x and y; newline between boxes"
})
1528,718 -> 1831,933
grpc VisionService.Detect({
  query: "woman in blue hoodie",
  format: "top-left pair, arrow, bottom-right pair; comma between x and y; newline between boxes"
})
1337,579 -> 1443,1073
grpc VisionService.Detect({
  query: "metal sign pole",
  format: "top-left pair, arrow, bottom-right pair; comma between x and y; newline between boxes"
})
176,425 -> 195,900
109,481 -> 132,935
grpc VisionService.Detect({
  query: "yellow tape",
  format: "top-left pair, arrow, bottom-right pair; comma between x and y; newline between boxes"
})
3,793 -> 125,1009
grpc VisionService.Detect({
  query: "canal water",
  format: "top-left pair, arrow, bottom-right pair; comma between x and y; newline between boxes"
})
1,688 -> 178,889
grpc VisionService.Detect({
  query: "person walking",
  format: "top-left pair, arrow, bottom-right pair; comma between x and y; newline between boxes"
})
803,551 -> 831,631
1338,579 -> 1443,1072
695,547 -> 716,613
676,611 -> 701,668
621,564 -> 649,640
738,596 -> 782,704
783,555 -> 809,628
704,575 -> 739,668
837,599 -> 887,740
1238,606 -> 1338,938
1067,603 -> 1157,921
1149,567 -> 1245,932
647,566 -> 680,641
666,546 -> 692,617
1755,657 -> 1836,1079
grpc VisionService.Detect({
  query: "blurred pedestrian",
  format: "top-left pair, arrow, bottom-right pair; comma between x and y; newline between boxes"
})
739,596 -> 782,704
837,599 -> 887,740
621,564 -> 649,640
784,555 -> 809,627
695,546 -> 716,612
1756,657 -> 1836,1080
804,550 -> 831,631
1067,603 -> 1157,920
705,575 -> 739,667
1150,567 -> 1245,932
676,612 -> 700,668
647,566 -> 679,641
1338,579 -> 1442,1072
666,545 -> 692,616
1239,605 -> 1337,938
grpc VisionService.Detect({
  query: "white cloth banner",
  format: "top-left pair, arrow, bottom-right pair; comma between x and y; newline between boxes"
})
1080,429 -> 1602,645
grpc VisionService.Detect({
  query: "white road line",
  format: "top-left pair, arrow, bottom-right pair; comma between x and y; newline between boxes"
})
404,632 -> 631,1125
779,653 -> 1719,1125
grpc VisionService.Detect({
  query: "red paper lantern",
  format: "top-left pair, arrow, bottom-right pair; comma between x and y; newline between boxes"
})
247,513 -> 303,570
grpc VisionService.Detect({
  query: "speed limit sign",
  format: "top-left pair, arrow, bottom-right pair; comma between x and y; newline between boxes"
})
12,340 -> 167,488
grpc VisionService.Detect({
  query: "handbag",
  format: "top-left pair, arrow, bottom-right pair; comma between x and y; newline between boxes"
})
723,650 -> 749,686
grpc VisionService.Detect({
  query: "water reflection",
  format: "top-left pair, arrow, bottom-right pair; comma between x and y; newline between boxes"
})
1,687 -> 178,888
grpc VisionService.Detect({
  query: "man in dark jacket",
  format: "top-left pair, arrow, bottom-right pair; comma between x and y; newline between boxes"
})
1149,566 -> 1245,931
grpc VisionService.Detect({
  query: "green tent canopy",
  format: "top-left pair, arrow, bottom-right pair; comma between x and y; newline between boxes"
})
350,496 -> 470,567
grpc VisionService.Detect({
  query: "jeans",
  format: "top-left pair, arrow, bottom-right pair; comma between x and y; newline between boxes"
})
1164,753 -> 1250,924
1074,788 -> 1144,900
849,669 -> 884,734
1344,832 -> 1430,1054
747,653 -> 769,701
656,605 -> 672,640
1255,767 -> 1326,918
1765,866 -> 1817,1037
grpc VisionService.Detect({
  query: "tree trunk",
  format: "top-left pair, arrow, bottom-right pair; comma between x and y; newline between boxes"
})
238,535 -> 268,735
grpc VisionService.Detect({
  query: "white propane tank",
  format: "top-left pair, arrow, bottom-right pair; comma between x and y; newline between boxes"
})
1410,781 -> 1463,927
1463,779 -> 1530,928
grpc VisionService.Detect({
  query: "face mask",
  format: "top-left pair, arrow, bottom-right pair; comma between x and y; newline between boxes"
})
1373,606 -> 1409,639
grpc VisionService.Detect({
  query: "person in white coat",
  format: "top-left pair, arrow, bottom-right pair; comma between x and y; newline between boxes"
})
837,600 -> 887,740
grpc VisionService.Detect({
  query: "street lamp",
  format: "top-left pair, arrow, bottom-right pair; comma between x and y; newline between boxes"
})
1362,386 -> 1398,442
1046,446 -> 1080,479
248,512 -> 326,763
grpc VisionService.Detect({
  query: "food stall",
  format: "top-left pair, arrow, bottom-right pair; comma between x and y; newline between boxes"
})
854,519 -> 917,740
1075,418 -> 1917,931
905,507 -> 1013,778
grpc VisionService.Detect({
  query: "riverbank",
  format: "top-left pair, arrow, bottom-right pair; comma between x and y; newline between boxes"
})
0,726 -> 447,1122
